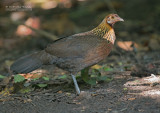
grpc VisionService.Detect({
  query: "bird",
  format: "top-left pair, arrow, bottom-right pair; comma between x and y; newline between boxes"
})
10,14 -> 124,95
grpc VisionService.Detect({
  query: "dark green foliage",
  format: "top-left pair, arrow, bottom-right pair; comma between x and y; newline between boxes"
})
14,75 -> 25,83
81,68 -> 113,85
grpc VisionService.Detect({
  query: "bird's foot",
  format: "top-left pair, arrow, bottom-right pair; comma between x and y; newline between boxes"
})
75,91 -> 94,99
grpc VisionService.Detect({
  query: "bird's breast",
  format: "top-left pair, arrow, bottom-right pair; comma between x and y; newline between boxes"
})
103,29 -> 116,44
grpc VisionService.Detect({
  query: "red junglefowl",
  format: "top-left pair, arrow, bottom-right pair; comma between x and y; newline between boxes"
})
10,14 -> 124,95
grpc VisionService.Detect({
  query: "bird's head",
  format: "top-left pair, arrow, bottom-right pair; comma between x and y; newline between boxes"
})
92,14 -> 124,37
105,14 -> 124,26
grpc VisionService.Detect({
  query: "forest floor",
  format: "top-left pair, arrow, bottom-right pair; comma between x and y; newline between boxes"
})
0,48 -> 160,113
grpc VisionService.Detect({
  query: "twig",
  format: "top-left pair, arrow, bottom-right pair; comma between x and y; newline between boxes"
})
13,21 -> 58,41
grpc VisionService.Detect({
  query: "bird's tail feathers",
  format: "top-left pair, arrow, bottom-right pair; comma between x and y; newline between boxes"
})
10,50 -> 54,74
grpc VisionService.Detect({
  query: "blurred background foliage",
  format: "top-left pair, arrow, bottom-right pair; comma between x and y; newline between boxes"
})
0,0 -> 160,75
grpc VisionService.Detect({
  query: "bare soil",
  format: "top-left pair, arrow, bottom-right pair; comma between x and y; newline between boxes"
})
0,50 -> 160,113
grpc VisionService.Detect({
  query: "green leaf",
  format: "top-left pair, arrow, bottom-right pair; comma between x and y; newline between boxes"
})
87,79 -> 97,85
32,78 -> 39,81
58,75 -> 67,79
42,76 -> 50,81
0,75 -> 6,79
19,87 -> 32,93
106,77 -> 113,82
92,69 -> 101,76
81,67 -> 90,82
14,75 -> 25,83
118,62 -> 123,66
123,88 -> 127,90
103,67 -> 113,71
37,84 -> 47,88
97,76 -> 108,81
90,74 -> 97,77
24,82 -> 31,87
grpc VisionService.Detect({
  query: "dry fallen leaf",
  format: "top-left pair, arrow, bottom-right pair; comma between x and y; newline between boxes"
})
91,64 -> 102,70
24,99 -> 32,103
20,73 -> 42,79
57,90 -> 63,94
117,41 -> 138,51
0,87 -> 14,97
91,93 -> 97,96
128,98 -> 136,101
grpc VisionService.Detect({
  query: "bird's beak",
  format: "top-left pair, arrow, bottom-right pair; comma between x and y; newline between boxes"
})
119,18 -> 124,22
117,17 -> 124,22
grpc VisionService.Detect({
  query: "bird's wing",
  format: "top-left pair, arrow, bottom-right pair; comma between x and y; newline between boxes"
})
45,31 -> 103,58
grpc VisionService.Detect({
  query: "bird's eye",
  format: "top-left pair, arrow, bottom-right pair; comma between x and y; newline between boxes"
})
111,16 -> 114,19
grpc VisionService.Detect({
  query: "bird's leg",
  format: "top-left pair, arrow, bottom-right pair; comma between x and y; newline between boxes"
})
71,74 -> 81,95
